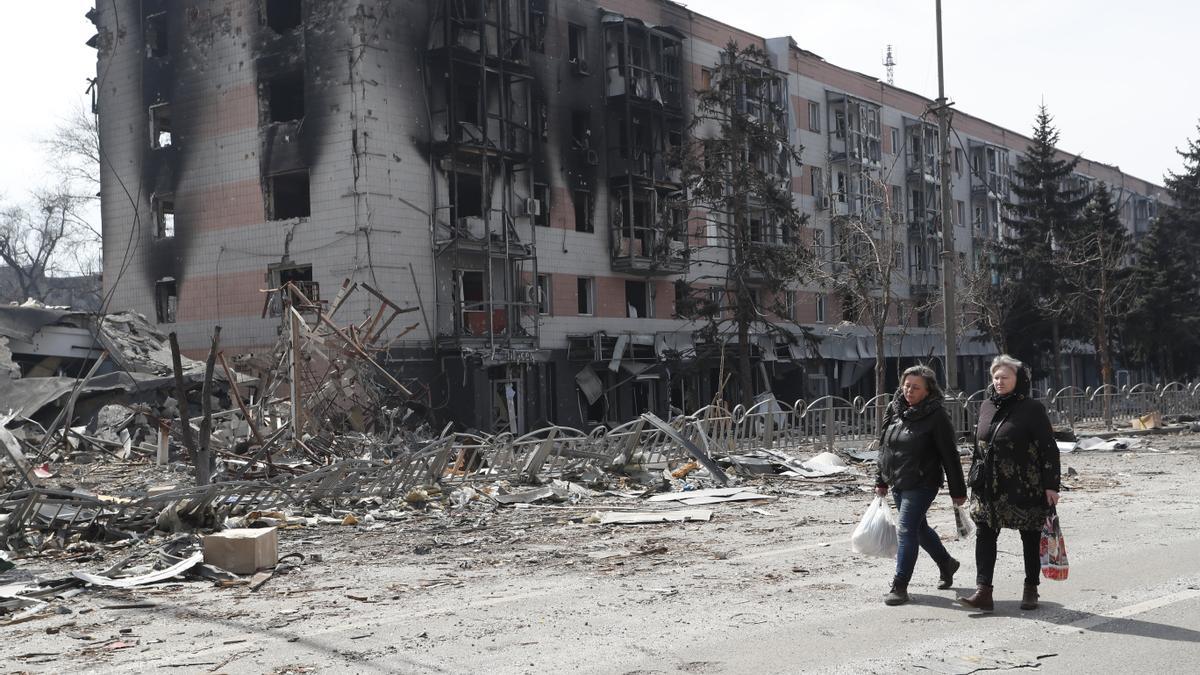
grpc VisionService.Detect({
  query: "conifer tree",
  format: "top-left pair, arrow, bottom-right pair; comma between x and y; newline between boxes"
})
1125,124 -> 1200,377
672,42 -> 809,407
1049,183 -> 1131,424
998,106 -> 1089,383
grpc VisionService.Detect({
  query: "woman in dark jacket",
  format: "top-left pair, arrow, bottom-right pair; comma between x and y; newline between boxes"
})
874,365 -> 968,606
959,355 -> 1060,612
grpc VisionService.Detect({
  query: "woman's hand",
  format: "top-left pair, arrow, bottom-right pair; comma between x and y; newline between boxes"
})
1045,489 -> 1059,507
875,485 -> 888,497
951,496 -> 966,506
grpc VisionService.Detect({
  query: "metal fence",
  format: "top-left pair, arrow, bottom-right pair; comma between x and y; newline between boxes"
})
5,381 -> 1198,549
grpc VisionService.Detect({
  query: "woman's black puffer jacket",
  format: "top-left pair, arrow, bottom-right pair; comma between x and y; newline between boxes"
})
874,395 -> 967,497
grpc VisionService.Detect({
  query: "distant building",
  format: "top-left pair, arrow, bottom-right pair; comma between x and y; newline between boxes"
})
89,1 -> 1163,432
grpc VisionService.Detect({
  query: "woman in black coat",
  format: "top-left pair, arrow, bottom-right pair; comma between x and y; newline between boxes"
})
874,365 -> 968,606
959,355 -> 1061,612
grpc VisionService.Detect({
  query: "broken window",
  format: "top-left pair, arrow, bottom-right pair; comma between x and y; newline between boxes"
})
808,101 -> 820,132
457,270 -> 487,335
267,263 -> 317,315
625,280 -> 648,318
700,67 -> 713,91
145,12 -> 168,58
153,194 -> 175,238
267,170 -> 311,220
532,183 -> 549,227
265,0 -> 303,33
785,290 -> 797,321
890,128 -> 900,156
570,110 -> 591,151
529,0 -> 547,53
707,287 -> 723,313
155,278 -> 177,324
450,173 -> 484,226
267,71 -> 305,123
815,293 -> 826,323
536,274 -> 550,314
956,200 -> 966,228
568,23 -> 587,71
149,103 -> 172,148
577,277 -> 594,315
574,190 -> 593,233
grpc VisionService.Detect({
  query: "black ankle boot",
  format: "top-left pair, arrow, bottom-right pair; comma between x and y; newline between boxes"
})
937,557 -> 961,590
885,577 -> 910,606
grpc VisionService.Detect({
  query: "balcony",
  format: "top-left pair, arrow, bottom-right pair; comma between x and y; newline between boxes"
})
611,230 -> 689,276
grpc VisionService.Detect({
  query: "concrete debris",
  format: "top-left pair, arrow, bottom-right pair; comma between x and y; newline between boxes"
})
595,509 -> 713,525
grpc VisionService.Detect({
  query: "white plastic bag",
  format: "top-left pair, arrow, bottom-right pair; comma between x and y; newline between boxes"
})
850,495 -> 898,558
954,504 -> 975,539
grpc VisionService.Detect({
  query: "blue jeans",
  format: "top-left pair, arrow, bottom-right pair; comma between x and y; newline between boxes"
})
892,486 -> 952,583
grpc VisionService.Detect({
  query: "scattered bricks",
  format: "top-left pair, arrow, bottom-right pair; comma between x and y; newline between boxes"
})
202,527 -> 279,575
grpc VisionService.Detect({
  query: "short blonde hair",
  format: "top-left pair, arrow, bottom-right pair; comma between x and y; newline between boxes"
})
990,354 -> 1023,376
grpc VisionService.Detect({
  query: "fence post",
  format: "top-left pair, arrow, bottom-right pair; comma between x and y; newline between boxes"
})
826,397 -> 836,453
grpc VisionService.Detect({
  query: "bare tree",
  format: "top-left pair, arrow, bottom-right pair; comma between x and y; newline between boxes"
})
0,189 -> 93,302
958,241 -> 1024,356
43,105 -> 101,213
808,180 -> 920,423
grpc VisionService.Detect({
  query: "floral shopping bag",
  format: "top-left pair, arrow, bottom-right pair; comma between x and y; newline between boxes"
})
1040,507 -> 1069,581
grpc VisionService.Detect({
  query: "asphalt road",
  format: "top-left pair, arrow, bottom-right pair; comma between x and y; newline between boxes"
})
3,434 -> 1198,674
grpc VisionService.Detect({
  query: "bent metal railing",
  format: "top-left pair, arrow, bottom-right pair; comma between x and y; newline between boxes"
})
4,381 -> 1198,548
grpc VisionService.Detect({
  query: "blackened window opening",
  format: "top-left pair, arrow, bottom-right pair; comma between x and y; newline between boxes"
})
573,190 -> 593,233
265,0 -> 303,33
145,13 -> 168,58
155,279 -> 177,323
450,173 -> 484,224
268,171 -> 311,220
268,71 -> 305,122
532,183 -> 549,227
154,196 -> 175,238
150,103 -> 172,148
625,280 -> 647,318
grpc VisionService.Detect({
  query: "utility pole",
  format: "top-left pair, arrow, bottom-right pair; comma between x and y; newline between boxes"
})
934,0 -> 957,391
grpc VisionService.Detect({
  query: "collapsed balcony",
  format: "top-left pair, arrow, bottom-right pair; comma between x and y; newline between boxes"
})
903,118 -> 940,184
427,0 -> 531,65
601,13 -> 684,109
827,93 -> 882,167
610,187 -> 688,275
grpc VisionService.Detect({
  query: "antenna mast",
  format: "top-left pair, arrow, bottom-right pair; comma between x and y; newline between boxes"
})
883,45 -> 896,85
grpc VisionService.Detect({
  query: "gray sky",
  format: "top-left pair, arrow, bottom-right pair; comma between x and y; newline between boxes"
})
0,1 -> 96,205
0,0 -> 1194,205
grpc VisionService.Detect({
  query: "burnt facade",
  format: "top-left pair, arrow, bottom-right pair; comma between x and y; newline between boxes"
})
92,1 -> 1164,432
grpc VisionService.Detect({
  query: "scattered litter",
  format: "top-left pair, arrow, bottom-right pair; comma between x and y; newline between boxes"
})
1131,412 -> 1163,430
73,552 -> 203,588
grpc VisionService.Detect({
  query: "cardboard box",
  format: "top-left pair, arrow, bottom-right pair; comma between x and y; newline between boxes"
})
202,527 -> 278,574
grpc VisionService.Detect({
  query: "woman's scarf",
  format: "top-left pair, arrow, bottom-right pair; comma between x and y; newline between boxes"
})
890,389 -> 944,422
986,365 -> 1032,409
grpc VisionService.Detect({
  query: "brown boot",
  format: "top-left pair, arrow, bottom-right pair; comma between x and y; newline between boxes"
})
1020,584 -> 1039,610
958,584 -> 994,612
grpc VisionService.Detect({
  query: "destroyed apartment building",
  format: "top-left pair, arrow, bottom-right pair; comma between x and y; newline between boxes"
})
88,0 -> 1166,433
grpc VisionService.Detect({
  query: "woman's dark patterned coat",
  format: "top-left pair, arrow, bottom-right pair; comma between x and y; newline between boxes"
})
968,368 -> 1061,531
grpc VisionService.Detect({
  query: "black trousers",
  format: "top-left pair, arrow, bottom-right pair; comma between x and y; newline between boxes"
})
975,523 -> 1040,587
